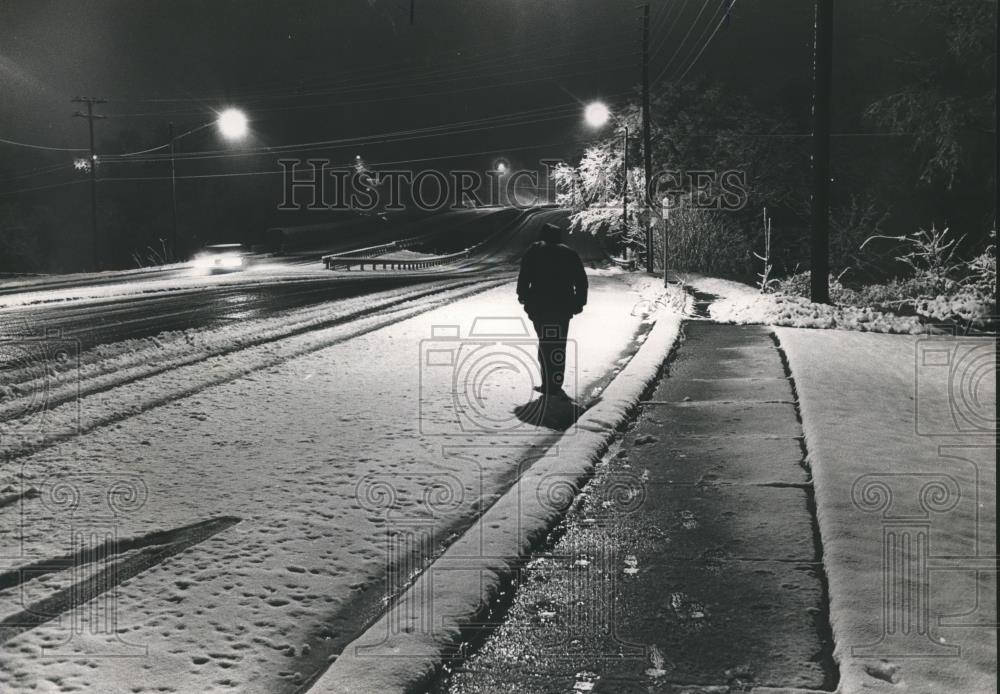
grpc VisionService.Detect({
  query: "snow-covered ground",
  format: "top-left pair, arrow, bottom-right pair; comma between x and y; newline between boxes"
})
776,327 -> 996,693
679,273 -> 996,689
0,272 -> 678,693
678,272 -> 928,334
0,278 -> 489,439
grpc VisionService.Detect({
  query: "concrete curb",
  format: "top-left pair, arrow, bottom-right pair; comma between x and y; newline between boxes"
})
307,311 -> 685,694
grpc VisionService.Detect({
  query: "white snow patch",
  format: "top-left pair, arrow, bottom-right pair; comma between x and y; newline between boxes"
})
0,274 -> 679,693
776,327 -> 996,694
678,272 -> 927,334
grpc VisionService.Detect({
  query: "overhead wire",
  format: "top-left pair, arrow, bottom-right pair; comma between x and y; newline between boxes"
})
0,136 -> 88,153
653,0 -> 712,84
107,36 -> 631,105
650,0 -> 691,61
102,97 -> 633,164
89,137 -> 595,186
106,59 -> 636,119
670,0 -> 731,82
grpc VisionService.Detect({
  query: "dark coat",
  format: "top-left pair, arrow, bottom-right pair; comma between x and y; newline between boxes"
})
517,241 -> 588,319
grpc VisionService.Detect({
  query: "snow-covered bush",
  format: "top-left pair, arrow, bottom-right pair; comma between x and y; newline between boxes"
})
776,226 -> 996,329
710,289 -> 927,334
553,146 -> 649,253
775,271 -> 855,302
663,200 -> 750,277
913,228 -> 996,324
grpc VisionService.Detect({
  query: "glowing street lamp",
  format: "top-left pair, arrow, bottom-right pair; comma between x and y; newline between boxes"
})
168,107 -> 249,257
584,101 -> 629,259
216,108 -> 249,140
584,101 -> 611,129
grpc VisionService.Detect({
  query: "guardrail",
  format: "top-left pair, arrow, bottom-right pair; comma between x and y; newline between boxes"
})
331,248 -> 473,271
321,237 -> 424,268
609,255 -> 636,270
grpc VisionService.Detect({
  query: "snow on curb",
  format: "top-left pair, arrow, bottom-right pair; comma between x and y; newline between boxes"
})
308,309 -> 684,694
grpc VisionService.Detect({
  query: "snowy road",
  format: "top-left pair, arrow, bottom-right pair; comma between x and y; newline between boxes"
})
0,271 -> 669,693
0,268 -> 493,352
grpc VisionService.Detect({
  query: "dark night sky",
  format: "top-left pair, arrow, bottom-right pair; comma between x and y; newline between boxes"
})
0,0 -> 951,205
0,1 -> 826,176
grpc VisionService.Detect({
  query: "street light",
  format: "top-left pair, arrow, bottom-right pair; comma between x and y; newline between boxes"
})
168,108 -> 249,258
584,101 -> 611,129
217,108 -> 249,140
584,101 -> 629,260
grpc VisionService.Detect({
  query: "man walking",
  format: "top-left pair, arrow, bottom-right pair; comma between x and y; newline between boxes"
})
517,222 -> 588,397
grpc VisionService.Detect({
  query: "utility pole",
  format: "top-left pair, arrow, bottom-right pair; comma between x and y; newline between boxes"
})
168,122 -> 180,260
810,0 -> 832,304
641,2 -> 655,274
622,125 -> 629,261
72,96 -> 107,271
410,0 -> 415,25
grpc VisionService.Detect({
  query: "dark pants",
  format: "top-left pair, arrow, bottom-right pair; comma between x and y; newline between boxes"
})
531,315 -> 571,392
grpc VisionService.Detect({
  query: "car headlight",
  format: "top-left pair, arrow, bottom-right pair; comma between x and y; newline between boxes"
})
219,255 -> 244,268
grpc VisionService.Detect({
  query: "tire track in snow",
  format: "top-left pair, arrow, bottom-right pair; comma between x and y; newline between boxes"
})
0,278 -> 493,425
0,279 -> 512,465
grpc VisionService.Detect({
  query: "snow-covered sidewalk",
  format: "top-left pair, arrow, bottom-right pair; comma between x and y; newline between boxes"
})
776,327 -> 996,693
0,272 -> 674,693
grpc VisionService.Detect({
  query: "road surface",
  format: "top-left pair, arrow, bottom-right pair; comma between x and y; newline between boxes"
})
0,205 -> 665,693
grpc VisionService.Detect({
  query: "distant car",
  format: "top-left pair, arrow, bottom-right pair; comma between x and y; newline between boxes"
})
192,243 -> 249,273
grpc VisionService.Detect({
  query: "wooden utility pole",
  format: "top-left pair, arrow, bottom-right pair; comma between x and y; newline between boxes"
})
641,2 -> 655,274
72,96 -> 107,271
168,122 -> 179,259
622,125 -> 629,260
810,0 -> 832,304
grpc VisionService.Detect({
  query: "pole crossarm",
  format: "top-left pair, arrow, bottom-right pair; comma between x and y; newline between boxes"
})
72,97 -> 107,271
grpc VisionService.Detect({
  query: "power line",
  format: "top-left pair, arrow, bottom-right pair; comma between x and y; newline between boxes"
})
671,0 -> 732,82
104,113 -> 586,166
0,136 -> 88,152
0,94 -> 631,190
107,37 -> 631,106
0,178 -> 87,197
106,58 -> 635,119
650,0 -> 691,61
653,0 -> 712,83
90,138 -> 590,185
0,162 -> 75,184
